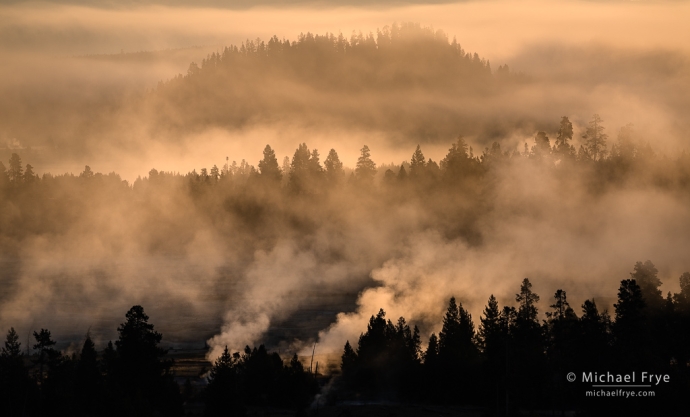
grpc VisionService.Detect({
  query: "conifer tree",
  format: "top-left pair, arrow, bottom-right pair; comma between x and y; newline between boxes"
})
355,145 -> 377,183
258,144 -> 282,182
424,333 -> 439,366
554,116 -> 575,157
324,148 -> 344,184
1,327 -> 21,358
629,260 -> 663,311
8,153 -> 23,183
583,114 -> 608,161
410,145 -> 426,178
478,295 -> 502,355
205,346 -> 244,417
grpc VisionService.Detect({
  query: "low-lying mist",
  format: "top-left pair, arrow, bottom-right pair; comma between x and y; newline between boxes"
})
2,133 -> 690,367
1,0 -> 690,369
2,1 -> 690,179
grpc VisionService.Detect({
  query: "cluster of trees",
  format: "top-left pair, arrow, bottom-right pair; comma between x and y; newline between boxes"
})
0,306 -> 181,416
169,22 -> 493,90
336,261 -> 690,414
3,103 -> 688,201
0,305 -> 319,417
149,22 -> 499,136
205,345 -> 319,416
2,113 -> 689,255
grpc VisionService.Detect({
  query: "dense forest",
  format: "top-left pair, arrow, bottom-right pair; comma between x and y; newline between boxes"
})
149,22 -> 500,137
2,14 -> 690,416
1,23 -> 528,168
1,266 -> 689,415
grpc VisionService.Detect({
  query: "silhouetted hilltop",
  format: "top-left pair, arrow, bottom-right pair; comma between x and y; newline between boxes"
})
148,23 -> 508,137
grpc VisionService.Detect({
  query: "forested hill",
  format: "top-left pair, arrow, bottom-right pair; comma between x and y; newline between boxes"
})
147,23 -> 507,137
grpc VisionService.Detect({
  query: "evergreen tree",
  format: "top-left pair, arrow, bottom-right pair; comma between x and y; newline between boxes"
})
545,289 -> 576,321
289,143 -> 312,192
308,149 -> 323,174
437,297 -> 479,403
324,148 -> 344,184
424,333 -> 439,366
24,164 -> 37,183
355,145 -> 377,183
544,290 -> 579,405
511,279 -> 545,409
205,346 -> 244,417
33,328 -> 60,386
74,334 -> 104,416
258,144 -> 282,183
583,114 -> 608,161
579,299 -> 611,366
441,135 -> 476,180
615,123 -> 636,160
531,131 -> 551,158
341,340 -> 357,376
1,327 -> 21,358
210,164 -> 220,181
478,295 -> 509,409
630,260 -> 663,311
516,278 -> 540,325
0,328 -> 31,417
478,295 -> 502,356
110,305 -> 183,417
409,145 -> 426,178
397,164 -> 408,181
613,279 -> 648,366
80,165 -> 94,179
438,297 -> 476,360
554,116 -> 575,157
8,153 -> 23,183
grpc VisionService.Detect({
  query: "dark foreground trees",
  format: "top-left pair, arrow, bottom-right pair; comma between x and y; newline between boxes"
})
338,263 -> 689,415
106,305 -> 183,417
3,261 -> 690,415
0,306 -> 183,417
204,345 -> 318,416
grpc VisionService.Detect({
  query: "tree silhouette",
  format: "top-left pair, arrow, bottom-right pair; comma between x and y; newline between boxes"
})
531,131 -> 551,159
613,279 -> 649,368
109,305 -> 183,417
205,346 -> 244,417
33,328 -> 60,387
24,164 -> 36,183
8,153 -> 23,184
583,114 -> 608,161
554,116 -> 575,157
410,145 -> 426,178
630,260 -> 663,311
441,135 -> 478,181
341,340 -> 357,377
324,148 -> 344,185
0,328 -> 31,417
578,299 -> 611,369
511,279 -> 545,409
355,145 -> 377,183
258,144 -> 282,183
438,297 -> 479,403
74,333 -> 105,416
1,327 -> 21,358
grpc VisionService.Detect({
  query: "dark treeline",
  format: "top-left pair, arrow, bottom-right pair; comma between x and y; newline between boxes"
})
0,306 -> 183,416
0,305 -> 319,417
2,263 -> 688,415
2,114 -> 690,251
335,265 -> 690,415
